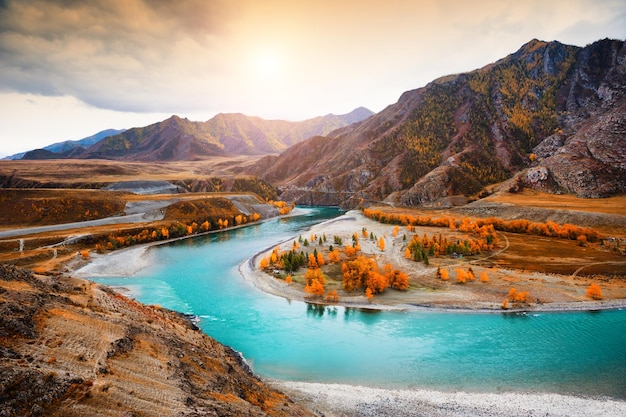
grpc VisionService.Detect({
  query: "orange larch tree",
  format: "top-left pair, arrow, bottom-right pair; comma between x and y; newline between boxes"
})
326,289 -> 339,302
305,279 -> 325,298
305,267 -> 326,286
440,267 -> 449,281
586,283 -> 603,300
328,249 -> 340,263
365,271 -> 389,294
455,268 -> 467,284
386,269 -> 409,290
345,245 -> 357,257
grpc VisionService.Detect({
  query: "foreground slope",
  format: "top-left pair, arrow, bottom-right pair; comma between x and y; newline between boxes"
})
0,265 -> 312,417
251,39 -> 625,207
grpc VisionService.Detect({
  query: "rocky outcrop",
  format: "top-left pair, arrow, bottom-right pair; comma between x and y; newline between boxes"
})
0,265 -> 312,417
531,103 -> 626,197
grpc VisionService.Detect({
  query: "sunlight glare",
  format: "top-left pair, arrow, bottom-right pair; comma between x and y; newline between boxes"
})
253,48 -> 282,79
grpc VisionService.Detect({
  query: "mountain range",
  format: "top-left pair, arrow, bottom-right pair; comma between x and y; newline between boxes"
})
13,38 -> 625,206
21,108 -> 373,161
249,38 -> 625,206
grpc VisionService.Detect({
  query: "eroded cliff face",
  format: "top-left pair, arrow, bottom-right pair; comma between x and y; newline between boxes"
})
530,91 -> 626,197
251,39 -> 626,207
0,265 -> 312,417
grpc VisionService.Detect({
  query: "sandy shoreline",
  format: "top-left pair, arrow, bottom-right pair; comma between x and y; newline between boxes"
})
270,381 -> 626,417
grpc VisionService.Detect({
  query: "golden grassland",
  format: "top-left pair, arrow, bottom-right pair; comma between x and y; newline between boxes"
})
483,189 -> 626,216
0,157 -> 264,184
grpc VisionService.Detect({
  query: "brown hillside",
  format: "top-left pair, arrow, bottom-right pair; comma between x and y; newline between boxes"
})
248,39 -> 626,207
0,265 -> 313,417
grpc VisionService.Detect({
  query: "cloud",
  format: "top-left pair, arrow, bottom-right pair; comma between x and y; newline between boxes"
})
0,0 -> 237,112
0,0 -> 624,121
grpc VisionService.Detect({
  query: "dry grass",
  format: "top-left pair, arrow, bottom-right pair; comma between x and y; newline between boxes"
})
0,157 -> 263,184
484,189 -> 626,216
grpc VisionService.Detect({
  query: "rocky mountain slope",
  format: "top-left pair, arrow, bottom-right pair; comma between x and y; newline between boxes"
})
0,265 -> 312,417
249,39 -> 625,207
39,108 -> 373,161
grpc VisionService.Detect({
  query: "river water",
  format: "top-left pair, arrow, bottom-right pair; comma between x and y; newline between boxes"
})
89,207 -> 626,399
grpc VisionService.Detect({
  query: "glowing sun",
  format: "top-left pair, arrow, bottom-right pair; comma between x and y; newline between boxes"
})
253,48 -> 283,79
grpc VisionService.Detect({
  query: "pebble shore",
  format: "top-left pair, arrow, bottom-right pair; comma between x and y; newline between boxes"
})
273,381 -> 626,417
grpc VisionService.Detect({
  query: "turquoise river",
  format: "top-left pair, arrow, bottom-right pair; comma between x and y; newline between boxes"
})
90,207 -> 626,399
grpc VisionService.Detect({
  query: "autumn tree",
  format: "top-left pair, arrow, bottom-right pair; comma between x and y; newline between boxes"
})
439,267 -> 449,281
285,274 -> 293,284
365,271 -> 388,294
479,271 -> 489,283
455,268 -> 467,284
305,267 -> 326,286
328,249 -> 340,263
342,256 -> 377,291
316,252 -> 325,266
378,237 -> 386,251
508,288 -> 529,304
586,283 -> 603,300
386,269 -> 409,290
467,267 -> 475,281
305,279 -> 325,298
326,290 -> 339,302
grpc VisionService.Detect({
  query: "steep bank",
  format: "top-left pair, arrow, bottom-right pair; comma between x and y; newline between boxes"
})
0,265 -> 312,417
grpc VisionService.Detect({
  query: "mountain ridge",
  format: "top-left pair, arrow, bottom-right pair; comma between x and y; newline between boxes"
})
27,108 -> 374,161
249,38 -> 626,206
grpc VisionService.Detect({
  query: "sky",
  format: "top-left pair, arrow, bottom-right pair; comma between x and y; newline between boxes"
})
0,0 -> 625,157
